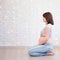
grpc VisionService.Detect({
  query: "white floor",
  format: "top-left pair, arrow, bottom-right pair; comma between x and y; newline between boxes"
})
0,46 -> 60,60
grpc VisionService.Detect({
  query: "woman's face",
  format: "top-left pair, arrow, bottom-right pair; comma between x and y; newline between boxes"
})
43,17 -> 47,24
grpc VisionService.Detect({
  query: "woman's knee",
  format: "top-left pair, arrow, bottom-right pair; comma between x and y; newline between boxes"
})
28,48 -> 35,56
28,49 -> 32,55
28,50 -> 37,56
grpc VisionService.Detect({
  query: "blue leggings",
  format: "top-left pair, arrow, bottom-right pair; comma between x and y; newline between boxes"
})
28,43 -> 53,56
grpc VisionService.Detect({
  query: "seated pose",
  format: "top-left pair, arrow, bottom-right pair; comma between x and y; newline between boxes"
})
28,12 -> 54,56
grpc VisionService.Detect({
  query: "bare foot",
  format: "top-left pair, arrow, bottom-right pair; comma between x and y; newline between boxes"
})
47,52 -> 55,56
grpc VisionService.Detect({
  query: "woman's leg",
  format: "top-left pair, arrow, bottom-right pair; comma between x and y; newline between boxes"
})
29,52 -> 47,57
28,43 -> 53,56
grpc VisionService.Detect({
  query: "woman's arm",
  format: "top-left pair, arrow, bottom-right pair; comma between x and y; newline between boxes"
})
38,27 -> 50,45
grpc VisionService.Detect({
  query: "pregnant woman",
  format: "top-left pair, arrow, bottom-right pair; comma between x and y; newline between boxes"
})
28,12 -> 54,56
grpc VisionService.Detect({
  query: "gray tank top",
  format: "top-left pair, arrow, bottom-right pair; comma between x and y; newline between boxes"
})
40,24 -> 53,43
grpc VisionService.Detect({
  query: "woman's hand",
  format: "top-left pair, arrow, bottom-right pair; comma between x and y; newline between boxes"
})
38,27 -> 50,45
38,37 -> 47,45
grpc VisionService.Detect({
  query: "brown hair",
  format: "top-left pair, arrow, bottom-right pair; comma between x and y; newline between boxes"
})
43,12 -> 54,25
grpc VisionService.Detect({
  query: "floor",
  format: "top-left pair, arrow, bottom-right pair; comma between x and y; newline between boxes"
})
0,46 -> 60,60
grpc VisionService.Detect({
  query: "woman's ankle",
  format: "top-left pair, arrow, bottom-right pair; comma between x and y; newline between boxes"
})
47,52 -> 55,56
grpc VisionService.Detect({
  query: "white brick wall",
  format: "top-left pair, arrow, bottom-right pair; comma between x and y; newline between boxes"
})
0,0 -> 60,46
